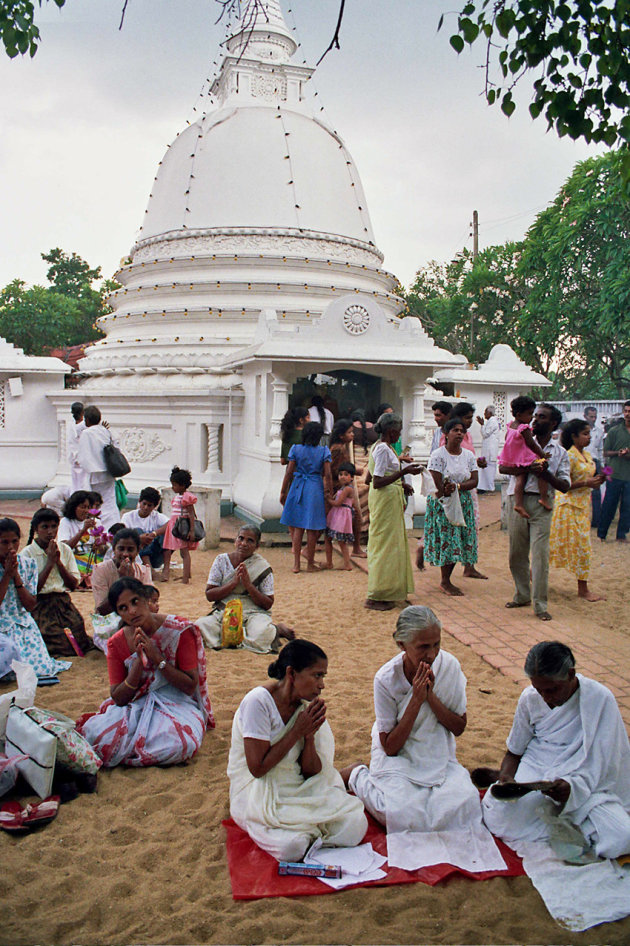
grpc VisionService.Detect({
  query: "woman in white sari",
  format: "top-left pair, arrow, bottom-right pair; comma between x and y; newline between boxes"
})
78,578 -> 214,766
228,639 -> 367,861
343,606 -> 505,872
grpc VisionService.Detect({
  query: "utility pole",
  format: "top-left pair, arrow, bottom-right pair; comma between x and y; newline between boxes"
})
471,209 -> 479,261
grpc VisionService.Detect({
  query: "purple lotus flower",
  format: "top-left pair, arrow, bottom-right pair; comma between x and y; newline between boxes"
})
602,465 -> 613,480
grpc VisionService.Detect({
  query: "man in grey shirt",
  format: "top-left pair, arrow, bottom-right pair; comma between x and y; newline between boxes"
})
499,404 -> 570,621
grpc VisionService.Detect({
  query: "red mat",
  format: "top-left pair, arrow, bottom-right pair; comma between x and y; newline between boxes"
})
224,816 -> 524,900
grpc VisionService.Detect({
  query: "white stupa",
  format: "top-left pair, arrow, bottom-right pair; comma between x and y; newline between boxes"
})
50,1 -> 470,527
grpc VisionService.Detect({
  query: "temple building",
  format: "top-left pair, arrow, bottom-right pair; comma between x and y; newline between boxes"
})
47,1 -> 541,528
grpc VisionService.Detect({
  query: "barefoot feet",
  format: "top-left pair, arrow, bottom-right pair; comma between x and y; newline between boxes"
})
440,581 -> 464,597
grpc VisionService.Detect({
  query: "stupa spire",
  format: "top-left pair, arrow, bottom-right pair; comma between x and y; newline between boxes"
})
212,0 -> 311,107
224,0 -> 297,62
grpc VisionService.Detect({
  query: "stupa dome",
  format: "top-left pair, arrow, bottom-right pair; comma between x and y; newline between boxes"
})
141,107 -> 375,245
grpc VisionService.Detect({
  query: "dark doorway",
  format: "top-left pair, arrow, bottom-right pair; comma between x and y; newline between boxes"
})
291,370 -> 383,423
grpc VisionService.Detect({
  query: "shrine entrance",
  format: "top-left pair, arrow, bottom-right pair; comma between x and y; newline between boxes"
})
290,369 -> 387,422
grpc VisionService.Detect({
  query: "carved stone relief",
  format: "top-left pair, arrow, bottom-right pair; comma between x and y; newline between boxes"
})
118,428 -> 172,463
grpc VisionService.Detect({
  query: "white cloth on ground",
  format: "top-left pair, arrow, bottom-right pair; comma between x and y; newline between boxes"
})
482,675 -> 630,859
515,839 -> 630,931
349,651 -> 506,872
228,686 -> 367,862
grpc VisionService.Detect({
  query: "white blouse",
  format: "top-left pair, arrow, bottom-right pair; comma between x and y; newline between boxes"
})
238,686 -> 286,742
428,446 -> 477,484
372,441 -> 401,477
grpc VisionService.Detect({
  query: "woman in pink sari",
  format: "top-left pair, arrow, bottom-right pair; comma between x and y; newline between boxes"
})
77,578 -> 214,766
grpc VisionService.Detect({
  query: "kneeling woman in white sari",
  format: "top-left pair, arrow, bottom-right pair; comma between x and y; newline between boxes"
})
78,578 -> 214,767
345,606 -> 505,872
228,639 -> 367,861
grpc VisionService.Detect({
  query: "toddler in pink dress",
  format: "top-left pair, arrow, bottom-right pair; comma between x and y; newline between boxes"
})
162,466 -> 198,584
498,397 -> 550,519
324,463 -> 355,571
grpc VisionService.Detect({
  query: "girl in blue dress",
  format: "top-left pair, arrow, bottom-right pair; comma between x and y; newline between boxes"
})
279,422 -> 332,573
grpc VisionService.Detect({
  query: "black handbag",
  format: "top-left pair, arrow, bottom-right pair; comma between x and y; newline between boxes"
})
171,516 -> 205,542
103,441 -> 131,478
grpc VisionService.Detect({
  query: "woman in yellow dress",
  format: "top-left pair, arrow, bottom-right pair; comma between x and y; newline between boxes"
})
549,419 -> 606,601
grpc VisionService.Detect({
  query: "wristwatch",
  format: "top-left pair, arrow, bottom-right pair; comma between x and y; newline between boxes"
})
158,659 -> 167,671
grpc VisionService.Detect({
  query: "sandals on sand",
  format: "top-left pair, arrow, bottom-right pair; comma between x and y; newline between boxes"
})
0,796 -> 60,834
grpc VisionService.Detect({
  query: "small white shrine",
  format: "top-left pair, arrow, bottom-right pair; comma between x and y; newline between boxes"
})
45,1 -> 549,528
0,337 -> 69,490
430,344 -> 552,454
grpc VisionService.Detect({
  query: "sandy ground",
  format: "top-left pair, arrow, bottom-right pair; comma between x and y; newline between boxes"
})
2,509 -> 629,946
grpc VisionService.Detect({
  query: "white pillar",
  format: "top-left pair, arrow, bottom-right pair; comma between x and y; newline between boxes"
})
269,375 -> 290,452
407,381 -> 427,461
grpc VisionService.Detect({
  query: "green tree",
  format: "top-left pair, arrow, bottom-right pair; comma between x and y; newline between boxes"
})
0,278 -> 85,353
448,0 -> 630,151
406,151 -> 630,399
0,248 -> 109,355
406,242 -> 534,366
518,149 -> 630,398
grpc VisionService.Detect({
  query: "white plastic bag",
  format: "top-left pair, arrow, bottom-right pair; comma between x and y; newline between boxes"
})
0,660 -> 37,740
420,469 -> 437,496
438,488 -> 466,527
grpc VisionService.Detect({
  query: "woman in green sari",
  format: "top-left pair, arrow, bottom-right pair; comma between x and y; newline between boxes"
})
365,414 -> 423,611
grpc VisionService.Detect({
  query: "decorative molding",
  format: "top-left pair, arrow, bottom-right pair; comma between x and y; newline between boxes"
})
493,390 -> 507,429
0,382 -> 4,428
251,73 -> 287,101
59,421 -> 67,459
118,428 -> 172,463
132,228 -> 384,265
205,423 -> 223,473
343,304 -> 370,335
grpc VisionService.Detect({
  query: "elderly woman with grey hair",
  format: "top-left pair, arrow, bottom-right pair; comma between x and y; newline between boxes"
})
365,413 -> 423,611
481,641 -> 630,860
341,606 -> 506,872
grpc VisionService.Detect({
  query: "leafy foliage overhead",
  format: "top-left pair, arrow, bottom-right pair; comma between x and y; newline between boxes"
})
447,0 -> 630,151
0,0 -> 66,58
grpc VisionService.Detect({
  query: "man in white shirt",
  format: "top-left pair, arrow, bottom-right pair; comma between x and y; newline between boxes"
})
499,404 -> 570,621
68,401 -> 89,492
584,406 -> 604,528
476,406 -> 501,492
122,487 -> 169,569
77,405 -> 120,530
430,400 -> 452,453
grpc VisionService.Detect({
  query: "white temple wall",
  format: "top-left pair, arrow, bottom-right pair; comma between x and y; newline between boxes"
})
47,389 -> 244,503
0,373 -> 66,490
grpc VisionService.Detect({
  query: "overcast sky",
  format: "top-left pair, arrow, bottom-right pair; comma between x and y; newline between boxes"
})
0,0 -> 601,291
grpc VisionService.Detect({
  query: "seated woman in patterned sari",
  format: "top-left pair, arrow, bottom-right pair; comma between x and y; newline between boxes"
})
0,518 -> 71,683
77,578 -> 214,766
